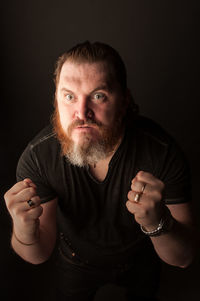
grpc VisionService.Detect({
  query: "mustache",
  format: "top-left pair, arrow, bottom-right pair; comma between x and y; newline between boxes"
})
67,118 -> 103,134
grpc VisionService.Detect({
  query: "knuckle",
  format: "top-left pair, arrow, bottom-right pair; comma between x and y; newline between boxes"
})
4,191 -> 8,200
131,177 -> 136,184
28,187 -> 36,195
137,170 -> 145,179
131,179 -> 137,189
127,190 -> 134,200
33,196 -> 41,203
6,201 -> 12,212
4,196 -> 14,211
4,190 -> 12,203
126,200 -> 133,212
156,179 -> 165,190
131,179 -> 139,189
154,190 -> 163,201
160,181 -> 165,190
23,181 -> 29,188
137,171 -> 143,177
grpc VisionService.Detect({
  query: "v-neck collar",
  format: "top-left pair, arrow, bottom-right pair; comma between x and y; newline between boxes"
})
86,131 -> 127,184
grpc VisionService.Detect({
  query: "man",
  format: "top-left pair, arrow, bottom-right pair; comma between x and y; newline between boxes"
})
4,41 -> 197,301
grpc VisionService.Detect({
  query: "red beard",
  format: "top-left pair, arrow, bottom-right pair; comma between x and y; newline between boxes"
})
52,102 -> 124,166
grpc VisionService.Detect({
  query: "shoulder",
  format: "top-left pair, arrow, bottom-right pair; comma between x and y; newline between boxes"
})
17,124 -> 62,182
28,124 -> 57,150
131,115 -> 173,146
18,124 -> 61,168
25,124 -> 61,158
126,116 -> 191,203
16,125 -> 60,201
126,115 -> 190,178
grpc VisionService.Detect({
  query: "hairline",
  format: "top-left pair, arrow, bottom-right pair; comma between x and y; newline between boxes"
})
55,58 -> 124,94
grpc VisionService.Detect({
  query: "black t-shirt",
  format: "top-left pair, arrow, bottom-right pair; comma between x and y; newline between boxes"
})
16,116 -> 191,267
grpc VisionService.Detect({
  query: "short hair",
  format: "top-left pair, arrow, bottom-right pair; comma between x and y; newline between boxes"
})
54,41 -> 139,118
54,41 -> 127,93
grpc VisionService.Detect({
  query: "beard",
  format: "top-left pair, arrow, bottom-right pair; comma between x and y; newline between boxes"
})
52,104 -> 124,167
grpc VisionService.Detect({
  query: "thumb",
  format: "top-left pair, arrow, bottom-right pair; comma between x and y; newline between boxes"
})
23,178 -> 37,189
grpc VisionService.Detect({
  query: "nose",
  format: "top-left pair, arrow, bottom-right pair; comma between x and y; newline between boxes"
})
75,96 -> 93,121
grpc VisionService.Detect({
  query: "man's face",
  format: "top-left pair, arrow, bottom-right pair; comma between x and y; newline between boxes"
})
53,61 -> 127,166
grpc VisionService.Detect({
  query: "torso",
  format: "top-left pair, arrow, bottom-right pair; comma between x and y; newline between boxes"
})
16,116 -> 189,268
89,158 -> 111,182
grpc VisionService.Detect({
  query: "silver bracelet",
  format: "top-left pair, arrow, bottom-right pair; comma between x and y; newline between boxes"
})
140,207 -> 174,237
140,218 -> 165,236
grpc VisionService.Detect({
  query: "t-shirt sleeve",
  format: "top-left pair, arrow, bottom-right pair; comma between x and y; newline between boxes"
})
16,143 -> 57,203
157,140 -> 192,205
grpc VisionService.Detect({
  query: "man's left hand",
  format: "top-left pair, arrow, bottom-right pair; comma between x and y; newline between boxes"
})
126,171 -> 166,231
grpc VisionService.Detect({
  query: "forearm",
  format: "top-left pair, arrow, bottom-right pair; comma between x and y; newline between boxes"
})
126,171 -> 198,268
150,219 -> 197,268
11,226 -> 56,264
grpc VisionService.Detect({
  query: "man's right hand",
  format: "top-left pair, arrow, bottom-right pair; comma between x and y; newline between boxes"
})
4,178 -> 43,244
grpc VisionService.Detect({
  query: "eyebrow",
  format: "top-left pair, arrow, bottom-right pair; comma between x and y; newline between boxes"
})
91,84 -> 113,93
60,88 -> 74,94
60,84 -> 113,94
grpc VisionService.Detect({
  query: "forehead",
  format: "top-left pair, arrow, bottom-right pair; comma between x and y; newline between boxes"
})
58,61 -> 114,89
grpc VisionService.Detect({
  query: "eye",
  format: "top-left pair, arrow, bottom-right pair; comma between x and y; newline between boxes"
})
93,93 -> 106,101
65,94 -> 74,102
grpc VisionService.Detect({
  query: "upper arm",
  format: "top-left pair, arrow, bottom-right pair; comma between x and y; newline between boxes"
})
167,202 -> 195,227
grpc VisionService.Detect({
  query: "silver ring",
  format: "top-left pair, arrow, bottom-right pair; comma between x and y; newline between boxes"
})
134,183 -> 146,203
141,184 -> 146,193
134,193 -> 140,202
27,200 -> 35,207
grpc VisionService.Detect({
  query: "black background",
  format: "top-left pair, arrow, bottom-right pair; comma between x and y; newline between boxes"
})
1,1 -> 200,300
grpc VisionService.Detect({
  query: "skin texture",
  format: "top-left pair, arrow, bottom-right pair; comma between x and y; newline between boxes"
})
126,171 -> 197,267
54,61 -> 127,167
56,61 -> 125,139
126,171 -> 165,230
5,178 -> 57,263
51,61 -> 128,169
4,61 -> 198,266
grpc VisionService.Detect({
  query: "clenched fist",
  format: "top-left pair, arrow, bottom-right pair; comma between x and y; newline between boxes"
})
4,179 -> 43,244
126,171 -> 165,231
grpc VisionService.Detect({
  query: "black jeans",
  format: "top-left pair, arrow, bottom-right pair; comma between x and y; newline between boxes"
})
51,247 -> 160,301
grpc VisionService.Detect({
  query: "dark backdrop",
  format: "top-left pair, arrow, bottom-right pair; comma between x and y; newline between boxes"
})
1,1 -> 200,300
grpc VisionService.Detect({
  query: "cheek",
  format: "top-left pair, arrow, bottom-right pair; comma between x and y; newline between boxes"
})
104,107 -> 120,126
94,104 -> 116,126
57,103 -> 72,131
95,112 -> 111,127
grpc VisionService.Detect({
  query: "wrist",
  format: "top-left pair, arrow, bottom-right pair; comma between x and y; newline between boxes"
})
140,206 -> 174,237
12,228 -> 40,246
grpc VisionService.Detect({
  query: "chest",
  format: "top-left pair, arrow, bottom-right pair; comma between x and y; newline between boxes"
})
89,160 -> 109,182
